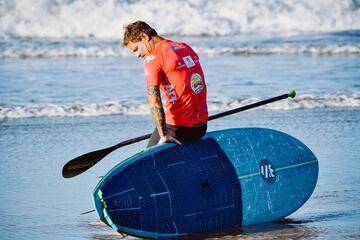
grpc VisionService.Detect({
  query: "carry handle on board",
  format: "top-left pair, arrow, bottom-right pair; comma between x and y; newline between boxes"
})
62,90 -> 296,178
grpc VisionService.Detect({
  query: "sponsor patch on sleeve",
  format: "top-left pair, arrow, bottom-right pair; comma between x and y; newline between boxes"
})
183,55 -> 196,68
190,73 -> 204,94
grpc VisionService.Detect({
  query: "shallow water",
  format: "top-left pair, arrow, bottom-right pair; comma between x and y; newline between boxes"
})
0,107 -> 359,239
1,53 -> 359,119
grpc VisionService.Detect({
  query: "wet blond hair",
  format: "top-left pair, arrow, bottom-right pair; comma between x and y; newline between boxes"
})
123,21 -> 158,46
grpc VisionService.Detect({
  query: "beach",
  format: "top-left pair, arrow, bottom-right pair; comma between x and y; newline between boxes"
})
1,0 -> 360,239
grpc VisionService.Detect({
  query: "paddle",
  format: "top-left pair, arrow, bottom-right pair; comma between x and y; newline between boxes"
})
62,90 -> 296,178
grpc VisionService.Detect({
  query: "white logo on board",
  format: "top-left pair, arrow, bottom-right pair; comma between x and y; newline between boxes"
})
260,165 -> 275,178
259,159 -> 276,184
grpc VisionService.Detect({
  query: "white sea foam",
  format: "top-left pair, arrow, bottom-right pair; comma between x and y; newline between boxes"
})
1,0 -> 359,58
2,43 -> 360,58
0,0 -> 359,38
196,44 -> 360,56
1,94 -> 359,119
0,102 -> 149,119
0,43 -> 129,58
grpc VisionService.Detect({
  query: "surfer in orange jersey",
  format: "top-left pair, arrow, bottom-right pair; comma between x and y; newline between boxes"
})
123,21 -> 208,147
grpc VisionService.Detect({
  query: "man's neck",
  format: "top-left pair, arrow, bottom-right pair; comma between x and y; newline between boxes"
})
152,36 -> 165,49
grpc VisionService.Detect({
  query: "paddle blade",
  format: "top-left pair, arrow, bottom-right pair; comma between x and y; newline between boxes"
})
62,148 -> 112,178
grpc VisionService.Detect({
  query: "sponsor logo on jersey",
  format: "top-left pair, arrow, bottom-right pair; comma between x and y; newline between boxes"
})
170,43 -> 186,52
144,55 -> 155,64
176,61 -> 187,70
190,73 -> 204,94
164,85 -> 177,103
183,55 -> 196,68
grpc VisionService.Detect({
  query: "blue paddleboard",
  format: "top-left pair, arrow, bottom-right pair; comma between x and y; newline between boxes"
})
93,128 -> 318,238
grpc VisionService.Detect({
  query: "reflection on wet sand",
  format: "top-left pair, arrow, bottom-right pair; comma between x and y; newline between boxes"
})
90,218 -> 320,240
187,218 -> 320,240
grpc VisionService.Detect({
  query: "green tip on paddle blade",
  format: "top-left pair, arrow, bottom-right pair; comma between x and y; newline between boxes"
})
288,90 -> 296,98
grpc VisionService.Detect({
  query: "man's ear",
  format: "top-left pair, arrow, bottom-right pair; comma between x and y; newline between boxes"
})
140,32 -> 150,42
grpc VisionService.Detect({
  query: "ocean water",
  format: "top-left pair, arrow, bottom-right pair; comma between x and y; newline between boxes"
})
1,0 -> 360,239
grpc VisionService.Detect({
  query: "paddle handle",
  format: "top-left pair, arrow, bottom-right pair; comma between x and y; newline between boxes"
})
209,90 -> 296,121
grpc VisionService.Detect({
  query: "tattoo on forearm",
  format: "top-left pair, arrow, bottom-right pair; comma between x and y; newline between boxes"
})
147,86 -> 166,137
147,86 -> 160,97
150,106 -> 166,137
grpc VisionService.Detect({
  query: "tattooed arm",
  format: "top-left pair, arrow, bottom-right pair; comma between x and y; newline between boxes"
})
147,85 -> 167,137
147,86 -> 181,144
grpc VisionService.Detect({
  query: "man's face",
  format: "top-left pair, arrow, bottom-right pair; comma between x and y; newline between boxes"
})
126,39 -> 150,58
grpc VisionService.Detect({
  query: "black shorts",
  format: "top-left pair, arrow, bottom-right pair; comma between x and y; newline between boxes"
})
147,122 -> 207,148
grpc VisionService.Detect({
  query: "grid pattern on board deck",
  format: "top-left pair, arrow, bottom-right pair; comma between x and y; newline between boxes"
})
101,138 -> 242,234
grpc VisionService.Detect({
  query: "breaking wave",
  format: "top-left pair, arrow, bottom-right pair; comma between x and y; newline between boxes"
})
195,44 -> 360,56
1,0 -> 359,58
1,94 -> 359,119
2,42 -> 360,58
1,0 -> 359,38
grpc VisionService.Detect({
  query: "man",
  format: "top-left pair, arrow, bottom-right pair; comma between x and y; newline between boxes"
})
123,21 -> 208,148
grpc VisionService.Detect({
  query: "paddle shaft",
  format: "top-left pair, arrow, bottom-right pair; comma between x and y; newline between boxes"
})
208,93 -> 289,121
111,93 -> 291,147
62,91 -> 294,178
